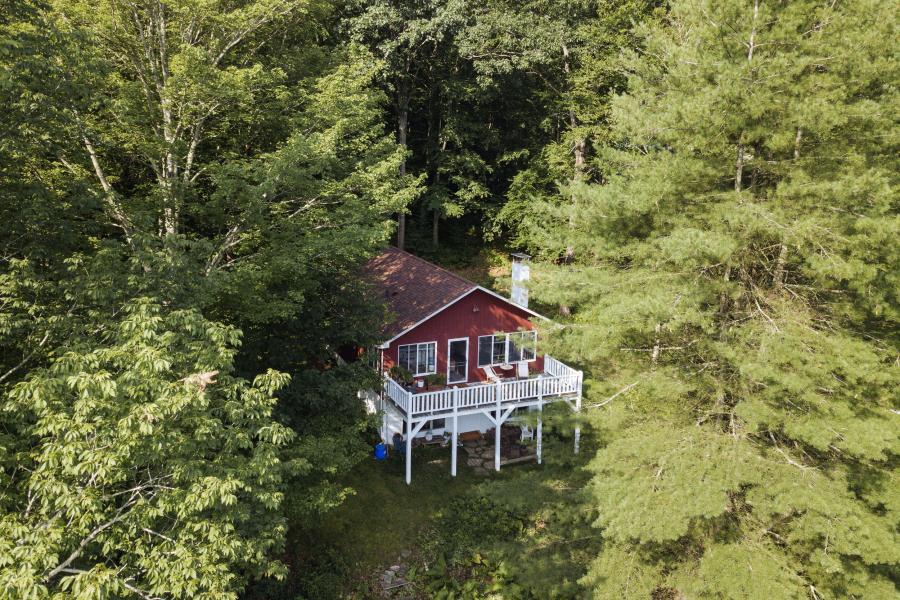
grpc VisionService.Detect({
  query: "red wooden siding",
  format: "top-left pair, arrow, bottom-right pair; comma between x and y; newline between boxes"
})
382,289 -> 543,383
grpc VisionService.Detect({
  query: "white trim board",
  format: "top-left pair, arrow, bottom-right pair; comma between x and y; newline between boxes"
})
378,286 -> 547,348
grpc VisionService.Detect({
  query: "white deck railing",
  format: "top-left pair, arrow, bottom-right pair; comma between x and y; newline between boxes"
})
382,355 -> 582,417
384,376 -> 411,413
543,355 -> 578,378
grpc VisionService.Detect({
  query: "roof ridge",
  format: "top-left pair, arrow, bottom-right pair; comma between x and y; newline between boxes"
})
385,246 -> 477,289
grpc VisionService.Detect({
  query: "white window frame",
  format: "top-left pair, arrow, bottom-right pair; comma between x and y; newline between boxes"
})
446,337 -> 469,384
477,330 -> 537,367
397,341 -> 437,376
508,330 -> 537,363
477,334 -> 505,367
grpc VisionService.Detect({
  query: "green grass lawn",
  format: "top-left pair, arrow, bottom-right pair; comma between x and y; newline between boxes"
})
270,423 -> 599,599
279,445 -> 484,597
313,446 -> 479,570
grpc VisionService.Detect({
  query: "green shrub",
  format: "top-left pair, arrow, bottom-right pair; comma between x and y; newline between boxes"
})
425,373 -> 447,388
388,364 -> 413,385
427,495 -> 524,562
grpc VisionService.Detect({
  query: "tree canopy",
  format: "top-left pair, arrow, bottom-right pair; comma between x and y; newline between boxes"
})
1,0 -> 896,598
533,0 -> 899,597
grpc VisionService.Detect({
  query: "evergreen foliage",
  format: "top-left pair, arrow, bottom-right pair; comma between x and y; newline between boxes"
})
534,1 -> 900,597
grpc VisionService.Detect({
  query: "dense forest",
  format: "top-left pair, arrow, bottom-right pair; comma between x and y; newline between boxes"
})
1,0 -> 897,599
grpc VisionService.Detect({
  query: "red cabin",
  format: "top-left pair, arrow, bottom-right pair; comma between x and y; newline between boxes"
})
366,247 -> 544,386
363,247 -> 582,483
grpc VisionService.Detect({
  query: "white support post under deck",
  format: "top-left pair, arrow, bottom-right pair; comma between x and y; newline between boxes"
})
381,396 -> 388,443
484,403 -> 516,472
494,381 -> 502,471
405,418 -> 428,485
451,388 -> 459,477
537,384 -> 543,465
574,370 -> 583,455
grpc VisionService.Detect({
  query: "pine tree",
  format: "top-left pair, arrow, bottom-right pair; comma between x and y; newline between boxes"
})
534,1 -> 900,597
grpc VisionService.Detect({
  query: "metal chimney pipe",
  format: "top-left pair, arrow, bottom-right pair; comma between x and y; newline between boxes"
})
510,253 -> 531,308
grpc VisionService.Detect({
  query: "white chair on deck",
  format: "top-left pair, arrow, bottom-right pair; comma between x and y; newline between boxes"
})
482,365 -> 502,383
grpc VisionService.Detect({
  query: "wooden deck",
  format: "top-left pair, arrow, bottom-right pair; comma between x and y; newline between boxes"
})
382,356 -> 582,419
379,356 -> 583,484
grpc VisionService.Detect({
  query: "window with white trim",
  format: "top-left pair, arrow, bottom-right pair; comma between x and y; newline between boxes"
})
477,330 -> 537,366
508,330 -> 537,362
397,342 -> 437,376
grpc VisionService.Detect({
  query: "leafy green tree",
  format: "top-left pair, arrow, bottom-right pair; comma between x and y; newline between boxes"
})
2,2 -> 417,597
0,0 -> 99,388
533,0 -> 900,597
50,0 -> 310,237
345,0 -> 462,249
39,1 -> 415,323
1,299 -> 293,599
459,0 -> 659,253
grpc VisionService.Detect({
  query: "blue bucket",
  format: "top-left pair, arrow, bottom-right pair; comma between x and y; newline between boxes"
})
374,443 -> 387,461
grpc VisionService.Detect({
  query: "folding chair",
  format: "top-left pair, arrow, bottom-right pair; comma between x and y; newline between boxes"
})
482,365 -> 502,383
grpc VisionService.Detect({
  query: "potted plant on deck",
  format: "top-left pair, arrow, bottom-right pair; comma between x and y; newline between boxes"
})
424,373 -> 447,391
388,365 -> 414,390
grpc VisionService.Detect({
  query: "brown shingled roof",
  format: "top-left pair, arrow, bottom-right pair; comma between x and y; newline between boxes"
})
363,247 -> 477,341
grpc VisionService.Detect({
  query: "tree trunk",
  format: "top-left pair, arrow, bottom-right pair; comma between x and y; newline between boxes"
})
559,43 -> 583,317
772,127 -> 801,287
748,0 -> 759,62
773,243 -> 788,287
427,97 -> 443,249
562,44 -> 587,182
431,158 -> 441,249
153,2 -> 178,236
572,131 -> 586,179
719,263 -> 732,314
735,143 -> 744,192
735,0 -> 759,197
651,323 -> 662,365
396,89 -> 409,250
433,209 -> 439,247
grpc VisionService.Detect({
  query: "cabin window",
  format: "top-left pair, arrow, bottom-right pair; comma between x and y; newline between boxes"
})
397,342 -> 436,376
422,418 -> 446,431
478,331 -> 537,366
509,331 -> 537,362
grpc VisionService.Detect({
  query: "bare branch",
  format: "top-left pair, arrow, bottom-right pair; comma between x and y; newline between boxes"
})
45,494 -> 138,581
0,330 -> 50,385
58,569 -> 164,600
82,134 -> 136,243
204,224 -> 245,275
584,380 -> 640,409
213,1 -> 299,66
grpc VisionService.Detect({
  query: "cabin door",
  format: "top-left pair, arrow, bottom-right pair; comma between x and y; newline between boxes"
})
447,338 -> 469,384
